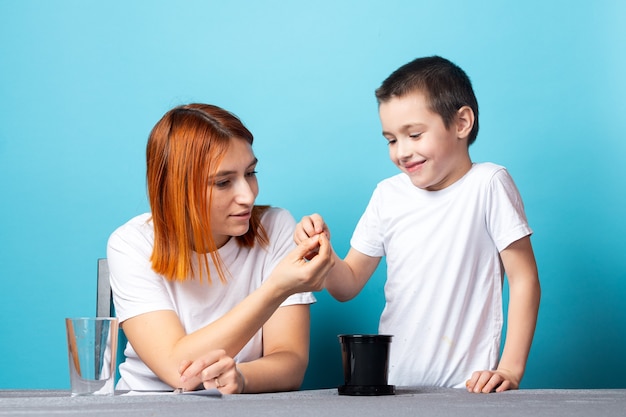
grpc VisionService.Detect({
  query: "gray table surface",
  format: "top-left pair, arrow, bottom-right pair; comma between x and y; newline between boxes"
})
1,387 -> 625,417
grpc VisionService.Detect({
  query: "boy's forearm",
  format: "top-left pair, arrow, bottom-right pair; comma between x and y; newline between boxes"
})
498,277 -> 541,381
324,248 -> 381,302
323,252 -> 366,302
324,253 -> 357,301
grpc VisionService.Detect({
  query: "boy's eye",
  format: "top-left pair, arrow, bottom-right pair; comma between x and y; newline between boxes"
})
386,139 -> 397,146
409,133 -> 422,139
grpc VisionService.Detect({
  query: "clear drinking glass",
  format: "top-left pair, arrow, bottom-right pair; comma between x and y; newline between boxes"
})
65,317 -> 118,396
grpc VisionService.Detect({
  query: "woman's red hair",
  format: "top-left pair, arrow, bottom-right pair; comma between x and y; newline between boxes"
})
146,103 -> 269,283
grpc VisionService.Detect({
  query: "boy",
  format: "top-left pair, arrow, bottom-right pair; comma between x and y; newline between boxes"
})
296,56 -> 540,393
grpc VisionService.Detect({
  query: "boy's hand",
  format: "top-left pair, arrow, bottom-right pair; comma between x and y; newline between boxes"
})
295,214 -> 331,243
465,369 -> 520,393
295,214 -> 331,260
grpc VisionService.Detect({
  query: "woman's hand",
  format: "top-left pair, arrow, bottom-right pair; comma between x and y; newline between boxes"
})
268,233 -> 334,295
178,349 -> 245,394
465,368 -> 520,393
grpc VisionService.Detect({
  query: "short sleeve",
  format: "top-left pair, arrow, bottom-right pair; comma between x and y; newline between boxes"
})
485,169 -> 533,252
350,186 -> 385,257
107,215 -> 176,322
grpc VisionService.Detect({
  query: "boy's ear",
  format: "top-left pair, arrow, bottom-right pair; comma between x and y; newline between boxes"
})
455,106 -> 475,140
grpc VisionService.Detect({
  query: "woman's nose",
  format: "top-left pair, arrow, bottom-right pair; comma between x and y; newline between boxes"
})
235,180 -> 256,204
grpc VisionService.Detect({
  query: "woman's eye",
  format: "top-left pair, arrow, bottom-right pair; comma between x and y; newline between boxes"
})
215,180 -> 230,188
245,170 -> 258,178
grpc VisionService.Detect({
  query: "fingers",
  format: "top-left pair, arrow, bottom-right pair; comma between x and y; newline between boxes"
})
202,358 -> 240,394
294,223 -> 311,245
304,234 -> 335,290
177,359 -> 193,379
299,233 -> 333,271
270,231 -> 335,295
466,370 -> 517,393
466,370 -> 495,393
465,371 -> 480,392
280,233 -> 334,293
479,373 -> 503,393
179,350 -> 243,394
292,234 -> 323,261
295,232 -> 332,260
202,357 -> 244,394
295,214 -> 330,244
306,214 -> 327,235
495,379 -> 512,393
179,350 -> 224,384
308,232 -> 333,266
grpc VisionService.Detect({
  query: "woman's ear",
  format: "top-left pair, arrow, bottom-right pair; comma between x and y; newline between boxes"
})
456,106 -> 475,140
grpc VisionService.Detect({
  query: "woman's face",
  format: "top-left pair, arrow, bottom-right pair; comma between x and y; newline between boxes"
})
209,137 -> 259,249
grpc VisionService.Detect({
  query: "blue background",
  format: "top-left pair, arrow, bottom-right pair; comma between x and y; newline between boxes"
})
1,0 -> 625,389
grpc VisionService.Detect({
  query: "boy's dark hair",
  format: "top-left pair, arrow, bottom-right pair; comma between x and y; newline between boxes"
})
375,56 -> 479,145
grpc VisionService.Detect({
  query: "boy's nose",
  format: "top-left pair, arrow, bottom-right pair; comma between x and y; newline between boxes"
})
396,138 -> 413,159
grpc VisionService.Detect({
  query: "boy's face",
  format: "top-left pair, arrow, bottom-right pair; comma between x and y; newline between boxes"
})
379,91 -> 472,191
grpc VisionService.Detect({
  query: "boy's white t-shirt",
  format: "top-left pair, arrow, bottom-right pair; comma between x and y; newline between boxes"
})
107,207 -> 315,391
351,163 -> 532,388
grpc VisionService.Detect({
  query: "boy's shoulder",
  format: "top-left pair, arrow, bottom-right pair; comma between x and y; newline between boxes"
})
469,162 -> 507,177
459,162 -> 512,191
472,161 -> 505,170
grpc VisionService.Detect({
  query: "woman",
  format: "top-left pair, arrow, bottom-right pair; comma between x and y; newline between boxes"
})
107,103 -> 333,393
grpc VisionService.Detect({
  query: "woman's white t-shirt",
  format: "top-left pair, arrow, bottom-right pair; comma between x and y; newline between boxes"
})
107,207 -> 315,390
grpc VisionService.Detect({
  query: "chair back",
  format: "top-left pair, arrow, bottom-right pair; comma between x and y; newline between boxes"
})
96,258 -> 126,382
97,258 -> 113,317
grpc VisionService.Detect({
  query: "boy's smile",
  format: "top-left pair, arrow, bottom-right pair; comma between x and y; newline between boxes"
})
379,91 -> 473,191
403,159 -> 426,173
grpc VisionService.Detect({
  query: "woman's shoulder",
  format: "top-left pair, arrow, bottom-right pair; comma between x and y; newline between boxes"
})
111,213 -> 152,233
259,206 -> 295,225
108,213 -> 154,248
258,207 -> 297,241
106,214 -> 155,268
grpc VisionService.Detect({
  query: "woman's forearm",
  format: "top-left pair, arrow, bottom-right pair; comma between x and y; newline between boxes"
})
237,350 -> 308,393
124,280 -> 290,389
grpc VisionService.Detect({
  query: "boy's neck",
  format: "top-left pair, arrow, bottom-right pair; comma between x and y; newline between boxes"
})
417,156 -> 473,192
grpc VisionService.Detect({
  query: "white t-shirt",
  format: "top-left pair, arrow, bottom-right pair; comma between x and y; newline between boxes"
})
351,163 -> 532,388
107,207 -> 316,391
